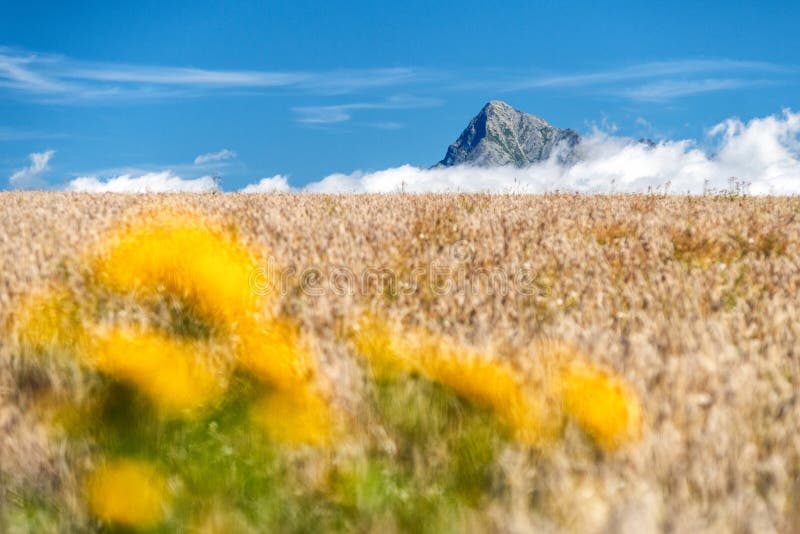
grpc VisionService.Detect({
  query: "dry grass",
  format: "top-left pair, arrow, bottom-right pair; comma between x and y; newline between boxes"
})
1,192 -> 800,532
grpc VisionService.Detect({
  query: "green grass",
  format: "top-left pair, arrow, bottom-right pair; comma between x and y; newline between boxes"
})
4,344 -> 509,533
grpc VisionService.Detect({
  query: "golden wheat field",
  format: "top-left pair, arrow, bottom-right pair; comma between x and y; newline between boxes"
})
1,191 -> 799,533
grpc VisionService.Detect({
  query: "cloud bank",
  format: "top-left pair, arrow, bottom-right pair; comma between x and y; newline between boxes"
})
68,171 -> 218,193
299,110 -> 800,195
55,110 -> 800,195
240,175 -> 291,193
9,150 -> 55,187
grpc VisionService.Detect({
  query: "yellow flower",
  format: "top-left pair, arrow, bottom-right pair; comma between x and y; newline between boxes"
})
354,319 -> 643,450
90,215 -> 333,436
252,386 -> 333,446
353,317 -> 561,446
86,326 -> 227,414
92,214 -> 262,326
241,319 -> 334,445
235,317 -> 314,390
92,215 -> 315,391
14,213 -> 336,444
532,339 -> 643,451
420,342 -> 561,445
86,459 -> 168,527
560,359 -> 642,451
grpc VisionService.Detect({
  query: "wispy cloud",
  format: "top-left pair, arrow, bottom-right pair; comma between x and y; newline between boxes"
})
0,127 -> 65,141
493,59 -> 792,101
308,68 -> 427,95
1,47 -> 788,108
0,47 -> 430,102
9,149 -> 55,187
292,95 -> 443,124
512,59 -> 783,89
621,78 -> 771,101
0,51 -> 72,93
65,65 -> 308,87
194,148 -> 236,165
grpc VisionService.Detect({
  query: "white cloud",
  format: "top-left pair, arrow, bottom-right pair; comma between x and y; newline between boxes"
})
462,59 -> 791,102
0,47 -> 792,107
513,59 -> 783,90
67,66 -> 307,87
293,105 -> 357,124
9,149 -> 55,187
622,78 -> 768,101
0,48 -> 427,102
194,148 -> 236,165
0,52 -> 72,93
240,175 -> 291,193
292,95 -> 442,124
67,171 -> 219,193
295,109 -> 800,195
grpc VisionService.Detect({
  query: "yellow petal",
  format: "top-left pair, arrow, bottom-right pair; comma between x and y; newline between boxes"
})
87,327 -> 226,414
560,360 -> 642,450
252,386 -> 333,446
86,459 -> 168,527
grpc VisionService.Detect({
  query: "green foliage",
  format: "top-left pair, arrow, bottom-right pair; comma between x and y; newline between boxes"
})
7,347 -> 508,533
339,375 -> 506,532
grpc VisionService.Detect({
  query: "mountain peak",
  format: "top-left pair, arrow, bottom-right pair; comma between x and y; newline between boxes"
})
483,99 -> 512,111
436,101 -> 579,168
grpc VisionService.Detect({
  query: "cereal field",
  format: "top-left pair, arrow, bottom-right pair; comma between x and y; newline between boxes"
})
1,192 -> 799,533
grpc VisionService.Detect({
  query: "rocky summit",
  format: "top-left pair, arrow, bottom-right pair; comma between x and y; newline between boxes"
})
435,100 -> 580,167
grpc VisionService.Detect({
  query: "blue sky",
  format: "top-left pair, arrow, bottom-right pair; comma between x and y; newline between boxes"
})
1,0 -> 798,190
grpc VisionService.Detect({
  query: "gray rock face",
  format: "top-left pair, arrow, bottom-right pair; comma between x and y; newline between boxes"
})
436,100 -> 580,167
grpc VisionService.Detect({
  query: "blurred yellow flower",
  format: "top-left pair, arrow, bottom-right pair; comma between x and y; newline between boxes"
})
252,386 -> 333,446
86,458 -> 168,527
92,214 -> 262,326
236,318 -> 314,390
560,359 -> 642,451
88,214 -> 333,438
92,214 -> 316,393
353,317 -> 561,446
354,319 -> 643,450
87,326 -> 227,414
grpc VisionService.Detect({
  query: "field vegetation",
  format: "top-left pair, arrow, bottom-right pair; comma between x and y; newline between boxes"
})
1,192 -> 799,532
